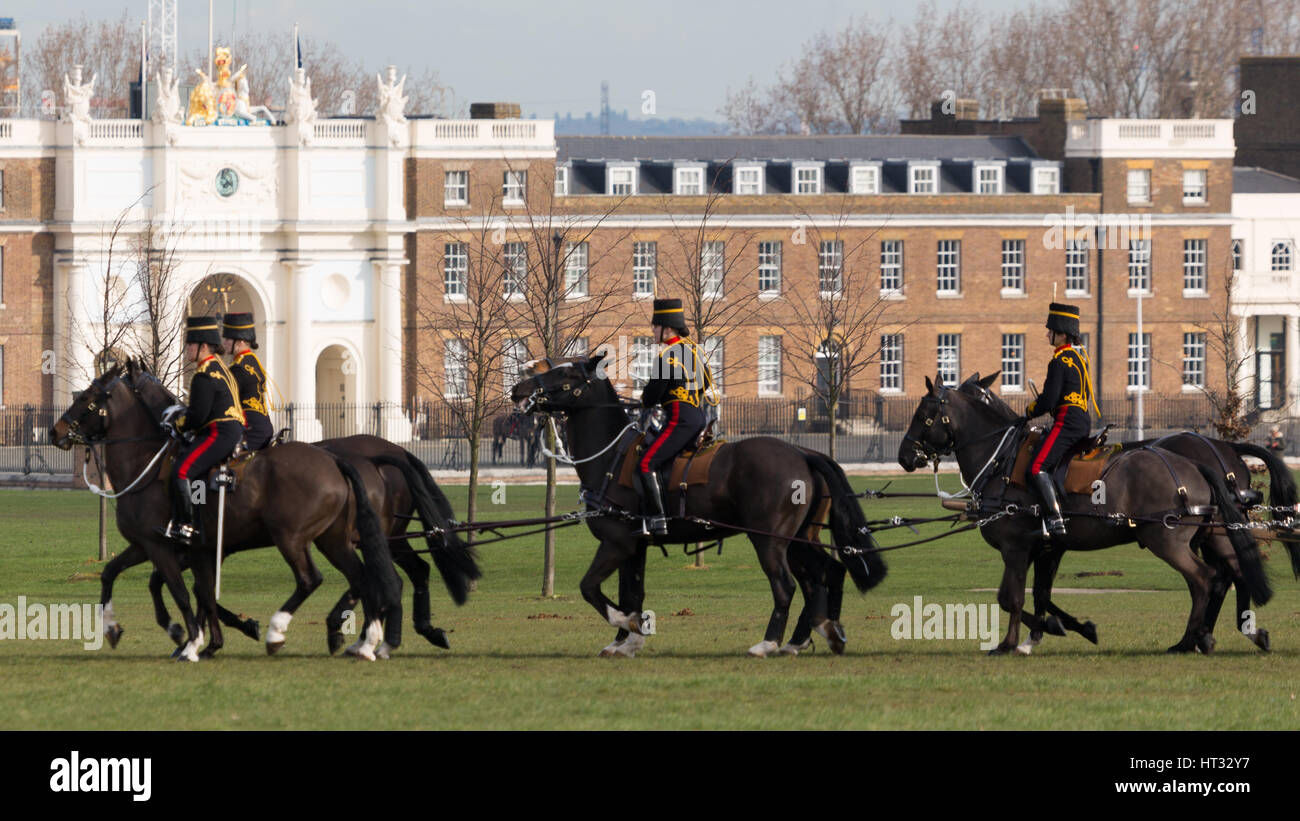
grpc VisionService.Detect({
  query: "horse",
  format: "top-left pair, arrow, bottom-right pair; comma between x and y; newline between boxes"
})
509,354 -> 886,657
98,434 -> 480,655
491,411 -> 542,466
956,372 -> 1299,653
51,359 -> 408,661
897,372 -> 1270,654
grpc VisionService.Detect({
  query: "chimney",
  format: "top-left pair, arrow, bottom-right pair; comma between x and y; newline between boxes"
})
470,102 -> 522,119
930,98 -> 981,122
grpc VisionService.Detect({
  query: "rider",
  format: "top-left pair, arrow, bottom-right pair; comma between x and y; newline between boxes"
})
158,316 -> 245,545
222,312 -> 274,452
1022,302 -> 1098,537
637,298 -> 717,535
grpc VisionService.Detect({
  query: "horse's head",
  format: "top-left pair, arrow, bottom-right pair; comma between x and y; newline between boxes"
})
898,373 -> 960,472
51,363 -> 125,450
510,353 -> 612,414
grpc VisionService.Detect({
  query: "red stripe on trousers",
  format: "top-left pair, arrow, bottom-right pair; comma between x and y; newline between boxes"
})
179,424 -> 220,479
640,401 -> 681,472
1031,407 -> 1069,475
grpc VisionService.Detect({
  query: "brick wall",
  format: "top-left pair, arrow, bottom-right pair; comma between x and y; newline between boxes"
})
0,158 -> 56,407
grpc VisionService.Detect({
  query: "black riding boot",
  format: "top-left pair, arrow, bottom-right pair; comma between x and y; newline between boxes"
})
638,471 -> 669,536
1031,472 -> 1067,537
157,476 -> 198,546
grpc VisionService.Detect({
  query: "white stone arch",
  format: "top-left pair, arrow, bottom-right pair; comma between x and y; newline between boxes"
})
313,337 -> 365,437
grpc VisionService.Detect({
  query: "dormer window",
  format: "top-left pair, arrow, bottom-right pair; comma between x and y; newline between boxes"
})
555,166 -> 569,197
794,163 -> 824,195
850,164 -> 880,194
1033,166 -> 1060,194
675,165 -> 705,195
909,163 -> 939,194
607,164 -> 638,196
974,164 -> 1004,194
734,164 -> 765,195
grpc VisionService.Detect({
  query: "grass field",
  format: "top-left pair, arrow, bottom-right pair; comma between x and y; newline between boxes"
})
1,473 -> 1298,731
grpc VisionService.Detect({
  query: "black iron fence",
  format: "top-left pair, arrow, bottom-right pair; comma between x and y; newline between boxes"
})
0,406 -> 78,475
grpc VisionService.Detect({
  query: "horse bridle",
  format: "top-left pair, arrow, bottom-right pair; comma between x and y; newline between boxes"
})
59,369 -> 172,447
901,390 -> 957,463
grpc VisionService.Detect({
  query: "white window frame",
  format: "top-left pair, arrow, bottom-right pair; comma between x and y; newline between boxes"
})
1231,238 -> 1243,271
851,164 -> 880,194
758,335 -> 782,395
937,334 -> 961,387
734,164 -> 765,195
674,166 -> 705,196
502,338 -> 530,395
503,170 -> 526,205
1128,239 -> 1151,294
881,240 -> 904,296
1126,168 -> 1151,204
1182,168 -> 1207,205
758,241 -> 782,295
554,166 -> 569,197
1271,240 -> 1294,272
631,336 -> 655,389
1033,166 -> 1060,194
564,241 -> 589,298
1000,334 -> 1025,392
936,239 -> 961,295
607,164 -> 638,196
1127,332 -> 1151,393
1065,238 -> 1089,296
701,241 -> 725,300
1182,332 -> 1206,391
909,163 -> 938,194
632,241 -> 656,297
1182,238 -> 1207,294
444,170 -> 468,206
879,334 -> 903,393
818,240 -> 843,296
975,164 -> 1004,195
1000,239 -> 1025,294
444,338 -> 467,398
703,336 -> 725,396
443,242 -> 467,299
794,164 -> 824,195
503,242 -> 527,298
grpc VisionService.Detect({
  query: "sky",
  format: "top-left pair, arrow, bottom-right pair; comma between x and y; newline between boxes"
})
6,0 -> 1029,120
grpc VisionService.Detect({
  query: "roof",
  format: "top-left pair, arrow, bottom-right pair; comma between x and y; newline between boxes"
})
557,134 -> 1040,163
1233,166 -> 1300,194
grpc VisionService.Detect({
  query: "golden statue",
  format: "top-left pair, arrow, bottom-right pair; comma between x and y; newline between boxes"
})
185,46 -> 252,126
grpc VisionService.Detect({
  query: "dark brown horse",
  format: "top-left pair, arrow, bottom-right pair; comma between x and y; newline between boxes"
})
509,354 -> 886,657
491,411 -> 542,466
898,373 -> 1269,654
51,360 -> 409,661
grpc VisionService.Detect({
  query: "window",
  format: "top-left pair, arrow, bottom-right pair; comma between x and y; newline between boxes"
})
503,338 -> 529,394
608,167 -> 636,196
881,240 -> 904,294
937,239 -> 961,294
1127,332 -> 1151,392
554,166 -> 569,197
758,336 -> 782,394
1001,334 -> 1025,392
851,166 -> 879,194
0,344 -> 4,405
976,165 -> 1003,194
631,336 -> 655,389
937,334 -> 961,386
503,242 -> 527,297
1001,239 -> 1025,292
880,334 -> 903,392
735,166 -> 764,195
1033,167 -> 1059,194
1231,239 -> 1243,271
910,165 -> 937,194
1271,240 -> 1294,272
1127,168 -> 1151,204
1128,239 -> 1151,292
444,170 -> 468,206
443,243 -> 467,297
0,170 -> 4,208
1183,239 -> 1207,292
503,170 -> 526,204
795,166 -> 822,194
1065,238 -> 1089,294
633,241 -> 656,296
818,240 -> 843,295
565,337 -> 589,358
564,242 -> 588,298
1183,332 -> 1206,389
703,336 -> 724,395
675,167 -> 704,195
444,339 -> 467,398
0,246 -> 4,304
758,241 -> 782,294
701,241 -> 724,299
1182,169 -> 1207,204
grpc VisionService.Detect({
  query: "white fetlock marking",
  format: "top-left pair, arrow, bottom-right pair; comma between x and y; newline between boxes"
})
267,610 -> 292,645
1015,642 -> 1035,655
343,640 -> 363,657
103,602 -> 117,631
747,640 -> 780,658
604,605 -> 632,631
354,620 -> 383,662
376,642 -> 393,660
181,629 -> 204,662
598,639 -> 625,657
779,638 -> 813,655
617,633 -> 645,657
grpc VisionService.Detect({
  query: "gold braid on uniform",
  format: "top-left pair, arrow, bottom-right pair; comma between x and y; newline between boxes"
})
236,351 -> 269,415
206,357 -> 246,425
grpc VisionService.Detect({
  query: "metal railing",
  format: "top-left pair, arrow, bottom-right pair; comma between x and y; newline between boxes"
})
0,406 -> 77,475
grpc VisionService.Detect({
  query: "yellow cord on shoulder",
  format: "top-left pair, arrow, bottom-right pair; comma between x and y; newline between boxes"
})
1075,346 -> 1101,416
242,350 -> 283,412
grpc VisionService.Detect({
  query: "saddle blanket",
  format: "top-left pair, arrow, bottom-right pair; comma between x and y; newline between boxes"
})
1008,431 -> 1121,495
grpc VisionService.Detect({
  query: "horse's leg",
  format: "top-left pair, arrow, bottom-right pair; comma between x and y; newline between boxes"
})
581,538 -> 643,654
99,543 -> 149,648
1143,528 -> 1215,654
991,543 -> 1031,655
600,545 -> 649,657
264,536 -> 324,656
1202,532 -> 1268,651
189,550 -> 225,659
1236,584 -> 1268,651
325,590 -> 360,655
782,545 -> 836,655
149,544 -> 203,661
748,536 -> 797,658
393,549 -> 448,649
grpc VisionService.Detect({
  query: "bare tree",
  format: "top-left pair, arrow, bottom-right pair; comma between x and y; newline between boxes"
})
23,10 -> 137,118
1196,262 -> 1257,441
129,213 -> 190,392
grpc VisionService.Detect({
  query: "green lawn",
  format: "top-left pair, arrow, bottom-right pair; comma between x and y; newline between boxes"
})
1,475 -> 1298,730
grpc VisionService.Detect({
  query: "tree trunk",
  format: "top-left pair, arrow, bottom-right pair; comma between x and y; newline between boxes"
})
827,400 -> 837,461
542,425 -> 557,597
99,495 -> 108,561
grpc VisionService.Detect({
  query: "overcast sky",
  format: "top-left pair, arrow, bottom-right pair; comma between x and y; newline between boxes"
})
8,0 -> 1028,119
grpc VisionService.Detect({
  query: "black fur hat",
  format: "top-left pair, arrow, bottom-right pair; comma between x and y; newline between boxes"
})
184,316 -> 222,348
221,312 -> 258,349
651,298 -> 688,331
1046,302 -> 1080,337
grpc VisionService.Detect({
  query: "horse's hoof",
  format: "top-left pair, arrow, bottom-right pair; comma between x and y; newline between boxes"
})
105,623 -> 124,649
987,645 -> 1015,656
355,646 -> 377,662
1166,642 -> 1196,654
265,640 -> 285,656
198,648 -> 217,659
747,640 -> 780,657
376,642 -> 392,660
814,620 -> 846,655
169,646 -> 183,660
598,634 -> 643,658
1043,615 -> 1067,637
1080,621 -> 1099,645
430,628 -> 450,650
1254,629 -> 1270,653
242,620 -> 261,641
167,622 -> 184,646
1196,634 -> 1216,655
1015,642 -> 1035,655
779,638 -> 813,655
327,632 -> 346,655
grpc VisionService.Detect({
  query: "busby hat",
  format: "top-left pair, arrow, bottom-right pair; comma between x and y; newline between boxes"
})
221,312 -> 258,348
1046,302 -> 1081,337
651,298 -> 688,331
185,316 -> 223,348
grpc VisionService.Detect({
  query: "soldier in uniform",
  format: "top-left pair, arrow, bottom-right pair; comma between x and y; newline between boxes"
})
222,312 -> 274,451
158,316 -> 245,545
1022,302 -> 1098,537
637,298 -> 717,535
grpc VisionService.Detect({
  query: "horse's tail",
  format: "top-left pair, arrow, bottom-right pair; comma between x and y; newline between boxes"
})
1195,462 -> 1272,605
1228,441 -> 1300,579
332,456 -> 404,622
375,451 -> 481,605
799,450 -> 886,593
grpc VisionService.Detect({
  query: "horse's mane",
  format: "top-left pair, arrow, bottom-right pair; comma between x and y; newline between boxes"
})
953,373 -> 1018,423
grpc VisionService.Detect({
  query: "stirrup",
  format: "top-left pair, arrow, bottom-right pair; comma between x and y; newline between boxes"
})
157,520 -> 196,545
1042,518 -> 1067,538
641,515 -> 668,536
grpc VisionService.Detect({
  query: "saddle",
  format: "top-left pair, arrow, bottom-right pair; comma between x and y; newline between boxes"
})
1009,425 -> 1117,495
158,447 -> 259,493
616,434 -> 727,517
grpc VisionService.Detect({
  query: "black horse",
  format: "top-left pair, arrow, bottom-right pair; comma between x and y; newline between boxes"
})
510,354 -> 886,657
898,373 -> 1269,654
491,411 -> 542,466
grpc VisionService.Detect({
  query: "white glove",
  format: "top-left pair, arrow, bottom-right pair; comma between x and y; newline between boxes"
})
161,404 -> 185,428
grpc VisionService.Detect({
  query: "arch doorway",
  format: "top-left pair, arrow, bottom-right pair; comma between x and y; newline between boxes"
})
182,273 -> 265,387
316,344 -> 359,438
